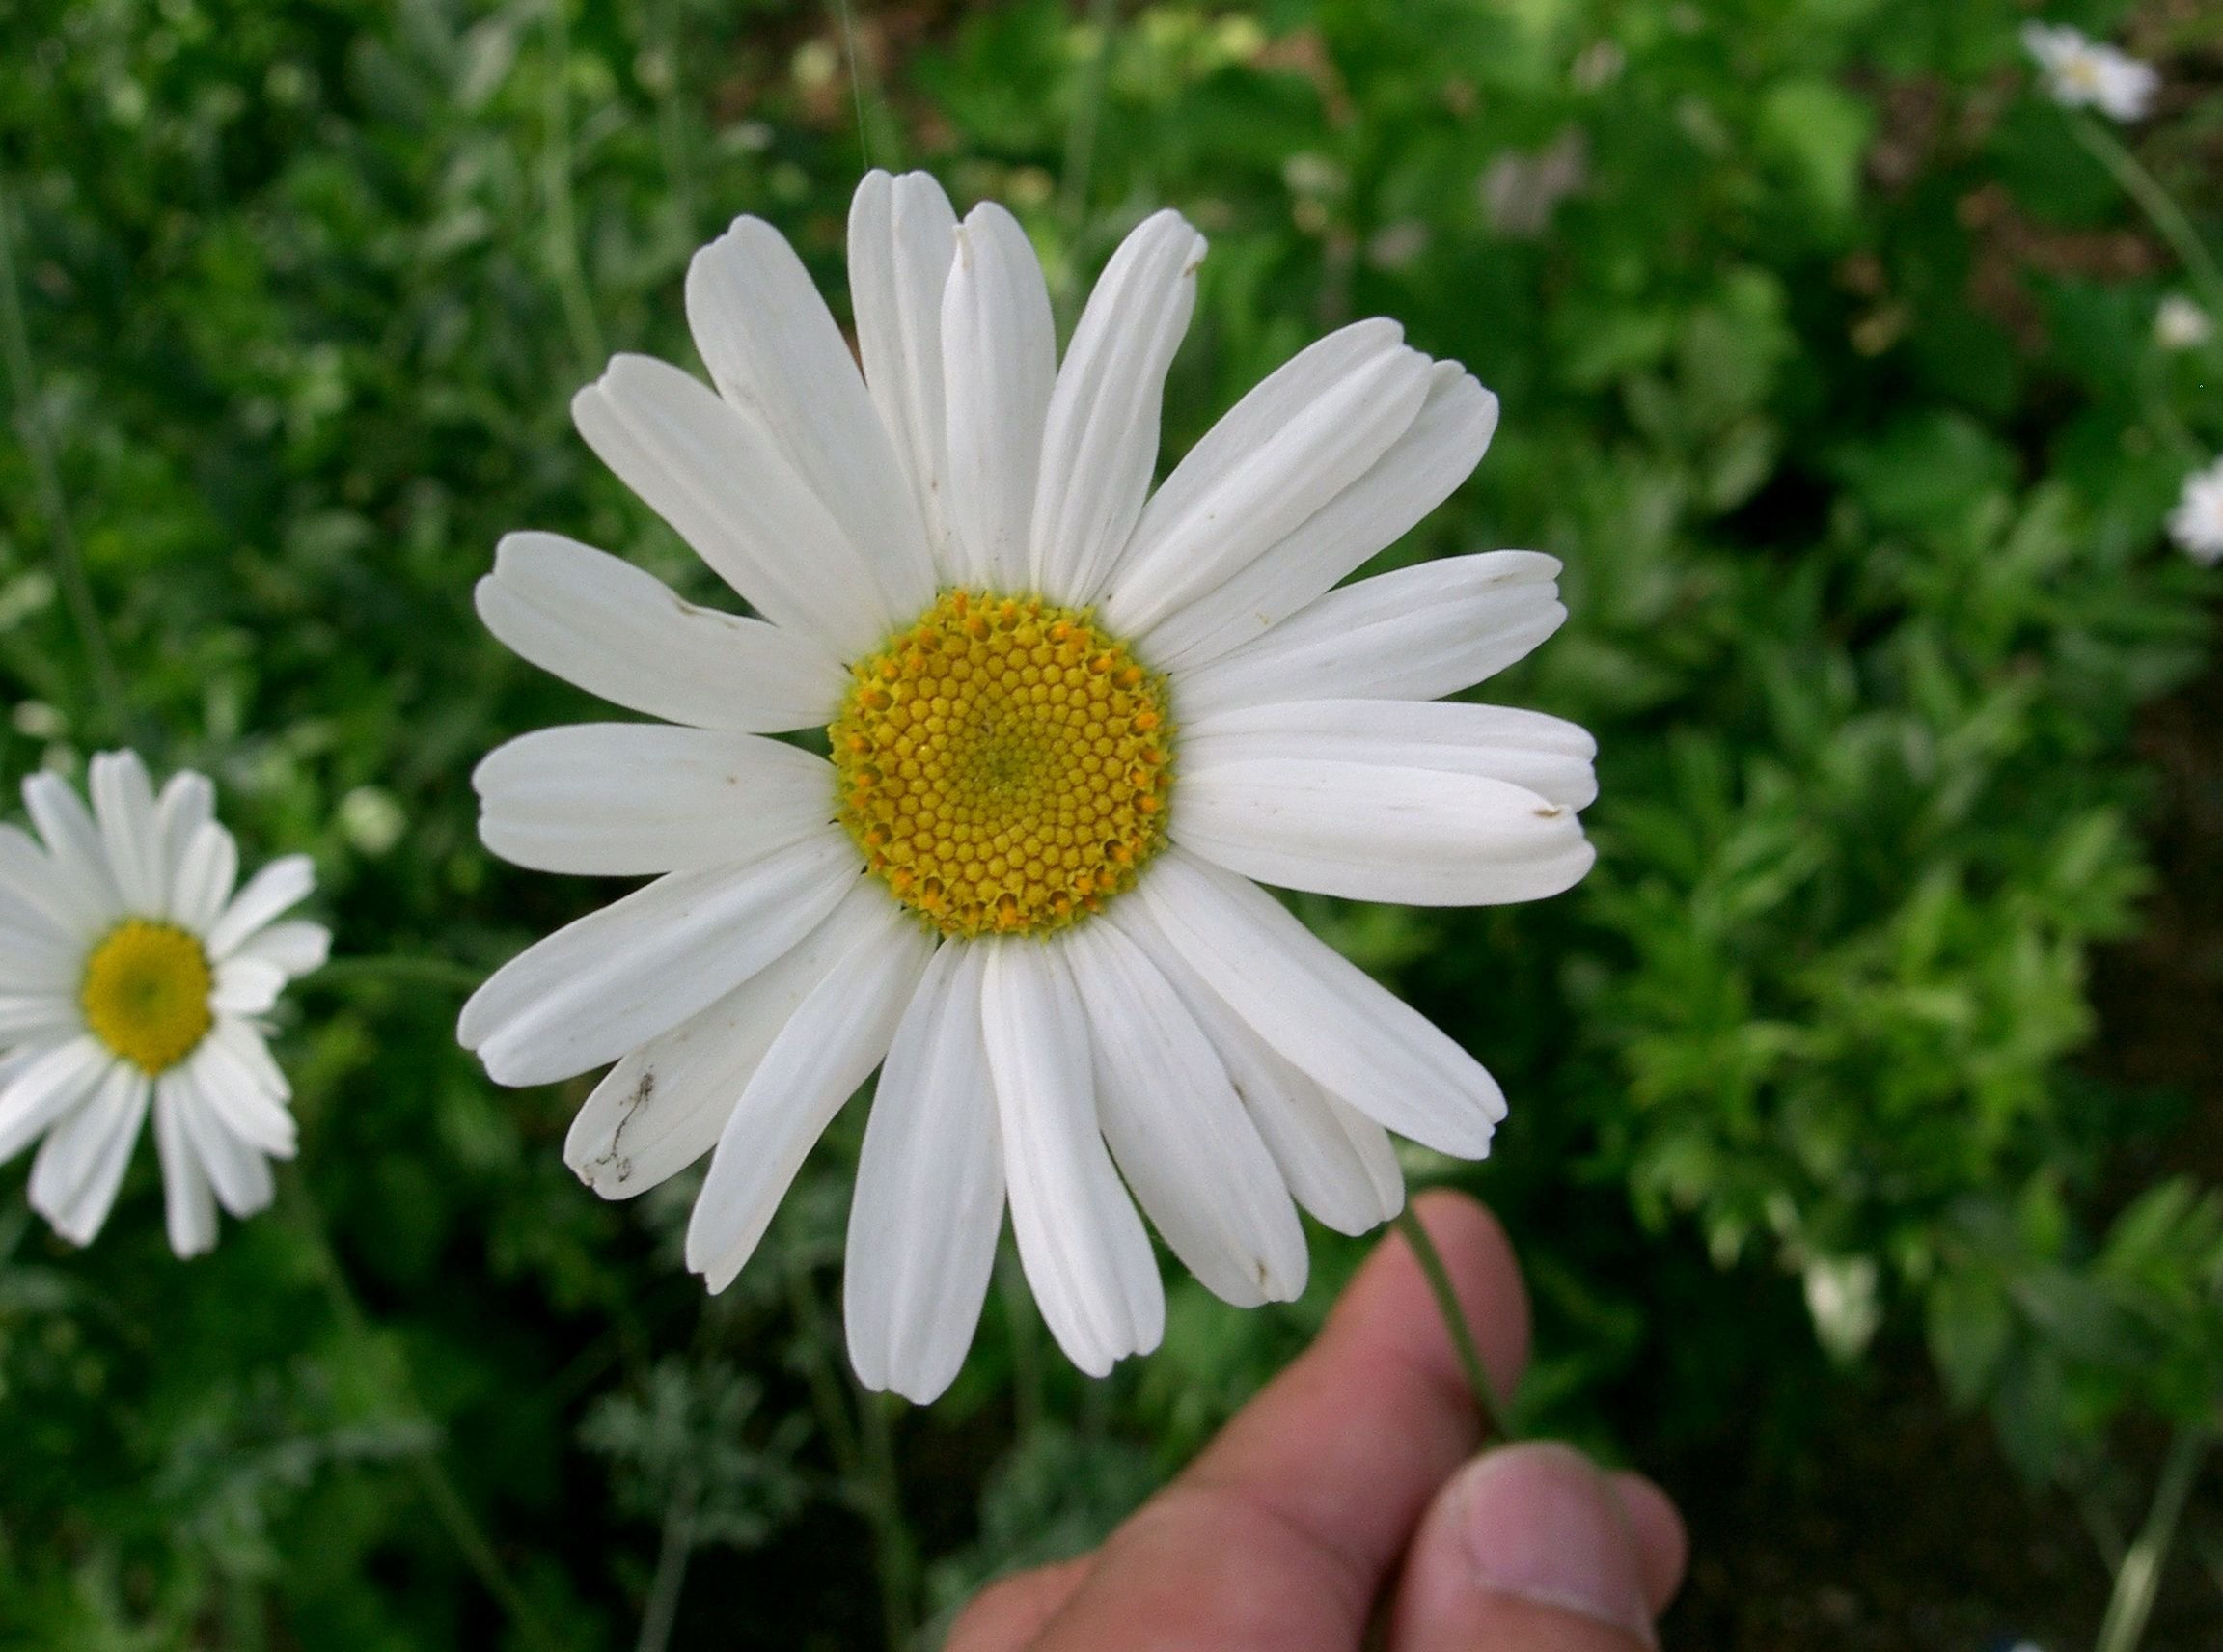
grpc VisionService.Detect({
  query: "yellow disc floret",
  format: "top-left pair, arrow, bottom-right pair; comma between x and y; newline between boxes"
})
80,919 -> 215,1074
831,590 -> 1175,939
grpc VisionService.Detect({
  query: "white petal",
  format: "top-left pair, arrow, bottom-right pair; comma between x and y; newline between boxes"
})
477,531 -> 846,732
0,991 -> 76,1041
942,203 -> 1057,589
206,855 -> 316,958
980,939 -> 1162,1376
185,1032 -> 297,1158
684,215 -> 937,619
572,355 -> 892,659
170,1060 -> 275,1219
167,820 -> 239,935
1175,550 -> 1565,718
211,955 -> 287,1016
1030,210 -> 1206,601
1140,365 -> 1499,670
0,824 -> 85,941
459,833 -> 861,1087
1184,699 -> 1597,812
844,943 -> 1003,1402
0,1035 -> 113,1165
1101,320 -> 1431,638
1117,904 -> 1402,1235
209,1016 -> 292,1104
684,901 -> 932,1293
22,773 -> 123,926
0,928 -> 79,995
153,1081 -> 218,1258
1064,921 -> 1305,1308
28,1061 -> 148,1246
231,921 -> 330,978
89,751 -> 165,914
153,769 -> 215,878
565,879 -> 894,1198
1136,851 -> 1504,1156
851,170 -> 960,568
472,724 -> 837,877
1174,756 -> 1593,907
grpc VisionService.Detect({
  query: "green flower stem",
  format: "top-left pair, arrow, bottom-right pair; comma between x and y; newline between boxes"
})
999,1243 -> 1047,1442
1393,1204 -> 1509,1443
783,1256 -> 915,1651
283,1172 -> 563,1652
541,0 -> 605,381
832,0 -> 875,171
1058,0 -> 1123,234
633,1467 -> 700,1652
854,1385 -> 920,1652
2071,115 -> 2223,319
2094,1423 -> 2209,1652
646,0 -> 700,244
0,178 -> 133,742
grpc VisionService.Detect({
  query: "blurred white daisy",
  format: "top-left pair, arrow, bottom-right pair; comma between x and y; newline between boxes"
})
2154,294 -> 2213,351
2168,456 -> 2223,564
2021,23 -> 2157,123
0,753 -> 327,1255
463,171 -> 1595,1401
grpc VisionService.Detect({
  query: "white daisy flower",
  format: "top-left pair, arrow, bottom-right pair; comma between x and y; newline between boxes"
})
2168,456 -> 2223,564
462,171 -> 1595,1401
2154,294 -> 2213,351
2021,22 -> 2157,123
0,753 -> 328,1255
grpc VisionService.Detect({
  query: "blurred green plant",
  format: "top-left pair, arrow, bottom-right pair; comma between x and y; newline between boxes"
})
0,0 -> 2218,1647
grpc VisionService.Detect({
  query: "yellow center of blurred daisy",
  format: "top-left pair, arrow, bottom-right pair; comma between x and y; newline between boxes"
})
831,590 -> 1174,939
79,920 -> 214,1074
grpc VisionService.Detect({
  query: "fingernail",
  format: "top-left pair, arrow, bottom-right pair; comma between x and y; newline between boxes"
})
1455,1443 -> 1660,1646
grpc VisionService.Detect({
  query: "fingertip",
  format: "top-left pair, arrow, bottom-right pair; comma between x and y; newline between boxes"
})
945,1557 -> 1092,1652
1388,1442 -> 1659,1652
1606,1472 -> 1688,1615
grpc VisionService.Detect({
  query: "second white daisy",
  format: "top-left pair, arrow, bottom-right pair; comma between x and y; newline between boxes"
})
0,753 -> 328,1256
463,171 -> 1596,1401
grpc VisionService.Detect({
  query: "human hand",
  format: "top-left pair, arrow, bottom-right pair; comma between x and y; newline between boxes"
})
947,1191 -> 1686,1651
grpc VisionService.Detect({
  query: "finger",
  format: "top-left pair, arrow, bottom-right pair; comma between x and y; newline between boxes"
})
1027,1190 -> 1530,1651
1606,1472 -> 1688,1614
945,1558 -> 1094,1652
1386,1442 -> 1675,1652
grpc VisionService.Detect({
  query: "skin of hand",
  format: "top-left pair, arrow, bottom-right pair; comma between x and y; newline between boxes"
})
946,1191 -> 1687,1652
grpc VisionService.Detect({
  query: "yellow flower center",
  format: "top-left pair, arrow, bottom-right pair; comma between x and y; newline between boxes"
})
80,919 -> 214,1074
831,590 -> 1175,939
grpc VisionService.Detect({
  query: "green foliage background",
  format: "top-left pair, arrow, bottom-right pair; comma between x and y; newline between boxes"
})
1,0 -> 2218,1645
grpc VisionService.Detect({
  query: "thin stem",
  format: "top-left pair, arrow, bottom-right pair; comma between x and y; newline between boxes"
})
998,1242 -> 1046,1442
2071,116 -> 2223,318
645,0 -> 700,247
783,1258 -> 863,1479
783,1256 -> 914,1649
305,953 -> 485,993
0,178 -> 133,740
2079,1481 -> 2129,1573
542,0 -> 606,378
854,1384 -> 919,1651
2094,1424 -> 2209,1652
410,1452 -> 559,1650
831,0 -> 874,172
283,1173 -> 562,1652
1057,0 -> 1122,233
633,1470 -> 699,1652
1393,1205 -> 1509,1442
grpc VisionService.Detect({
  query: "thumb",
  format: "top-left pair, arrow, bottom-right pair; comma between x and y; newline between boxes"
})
1387,1442 -> 1678,1651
